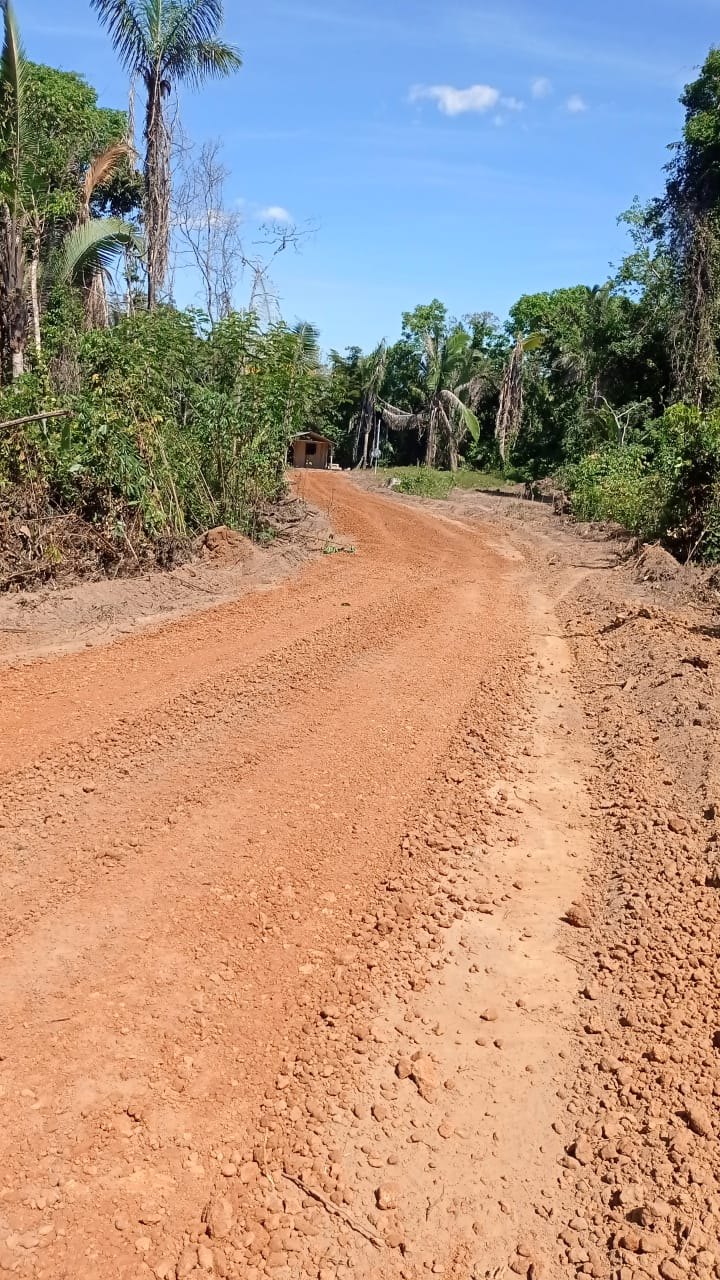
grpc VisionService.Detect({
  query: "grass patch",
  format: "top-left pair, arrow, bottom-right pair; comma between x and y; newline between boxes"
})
379,466 -> 519,499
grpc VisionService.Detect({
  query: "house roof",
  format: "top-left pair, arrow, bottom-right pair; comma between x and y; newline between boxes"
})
291,431 -> 334,445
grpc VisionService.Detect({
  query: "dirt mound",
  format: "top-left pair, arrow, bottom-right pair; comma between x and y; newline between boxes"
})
635,542 -> 683,582
201,525 -> 256,565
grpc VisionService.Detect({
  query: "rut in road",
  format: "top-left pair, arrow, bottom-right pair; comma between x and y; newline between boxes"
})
0,474 -> 590,1280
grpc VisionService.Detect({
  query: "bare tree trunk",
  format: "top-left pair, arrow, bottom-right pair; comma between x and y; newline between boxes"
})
0,208 -> 27,381
29,251 -> 41,354
361,422 -> 370,468
85,272 -> 110,329
448,438 -> 459,472
675,213 -> 719,409
145,75 -> 171,310
424,416 -> 436,467
495,338 -> 525,463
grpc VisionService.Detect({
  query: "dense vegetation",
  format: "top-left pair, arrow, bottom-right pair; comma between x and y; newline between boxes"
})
3,0 -> 720,585
314,52 -> 720,563
0,0 -> 324,584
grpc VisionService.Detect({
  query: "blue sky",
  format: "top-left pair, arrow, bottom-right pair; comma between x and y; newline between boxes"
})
21,0 -> 720,350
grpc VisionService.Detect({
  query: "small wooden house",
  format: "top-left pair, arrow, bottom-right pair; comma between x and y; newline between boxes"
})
289,431 -> 334,470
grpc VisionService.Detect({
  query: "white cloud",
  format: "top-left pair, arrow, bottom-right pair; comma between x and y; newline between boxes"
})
531,76 -> 552,99
409,83 -> 501,116
500,95 -> 524,112
566,93 -> 588,113
259,204 -> 293,223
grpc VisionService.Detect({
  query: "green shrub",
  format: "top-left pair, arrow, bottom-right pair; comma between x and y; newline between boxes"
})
395,467 -> 454,498
0,308 -> 320,549
649,403 -> 720,555
560,445 -> 667,537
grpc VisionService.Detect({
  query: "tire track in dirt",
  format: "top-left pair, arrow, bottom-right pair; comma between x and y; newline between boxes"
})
1,475 -> 587,1280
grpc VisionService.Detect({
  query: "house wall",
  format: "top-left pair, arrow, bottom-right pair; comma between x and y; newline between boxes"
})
304,442 -> 330,469
291,440 -> 331,469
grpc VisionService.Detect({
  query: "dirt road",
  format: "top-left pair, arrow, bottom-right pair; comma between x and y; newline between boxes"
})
1,474 -> 718,1280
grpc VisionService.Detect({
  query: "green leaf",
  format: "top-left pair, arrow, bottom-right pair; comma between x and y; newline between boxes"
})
521,331 -> 545,352
459,402 -> 480,442
58,217 -> 144,285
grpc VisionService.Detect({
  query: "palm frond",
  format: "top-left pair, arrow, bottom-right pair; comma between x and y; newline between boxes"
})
58,217 -> 144,286
164,0 -> 222,51
379,402 -> 419,432
81,141 -> 132,214
171,36 -> 242,85
292,320 -> 321,367
365,339 -> 387,393
90,0 -> 149,74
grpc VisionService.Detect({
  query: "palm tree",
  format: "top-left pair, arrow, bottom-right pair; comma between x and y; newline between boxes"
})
91,0 -> 242,309
351,341 -> 387,467
382,329 -> 480,471
60,142 -> 143,328
495,332 -> 543,463
0,3 -> 142,376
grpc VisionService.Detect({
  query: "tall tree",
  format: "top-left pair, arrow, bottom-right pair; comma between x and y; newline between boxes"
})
0,2 -> 143,375
350,342 -> 387,467
0,0 -> 29,378
660,50 -> 720,405
91,0 -> 242,309
494,332 -> 543,464
382,328 -> 479,471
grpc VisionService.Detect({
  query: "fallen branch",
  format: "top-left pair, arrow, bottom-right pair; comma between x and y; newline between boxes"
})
0,408 -> 72,431
282,1173 -> 383,1248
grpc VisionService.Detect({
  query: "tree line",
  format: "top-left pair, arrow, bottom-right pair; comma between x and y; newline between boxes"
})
313,51 -> 720,562
2,1 -> 720,580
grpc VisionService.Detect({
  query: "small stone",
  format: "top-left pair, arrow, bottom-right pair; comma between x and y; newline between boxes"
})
684,1105 -> 714,1138
395,1057 -> 412,1080
176,1246 -> 198,1278
618,1229 -> 642,1254
203,1196 -> 234,1239
570,1136 -> 592,1166
385,1227 -> 405,1248
480,1008 -> 499,1023
437,1120 -> 454,1139
197,1244 -> 214,1270
154,1262 -> 175,1280
564,902 -> 592,929
220,1163 -> 237,1177
376,1183 -> 399,1211
410,1054 -> 439,1100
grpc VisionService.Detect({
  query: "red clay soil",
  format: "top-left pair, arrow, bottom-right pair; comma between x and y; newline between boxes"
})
0,473 -> 719,1280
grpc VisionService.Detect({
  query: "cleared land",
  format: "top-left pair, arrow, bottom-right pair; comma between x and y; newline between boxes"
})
0,473 -> 718,1280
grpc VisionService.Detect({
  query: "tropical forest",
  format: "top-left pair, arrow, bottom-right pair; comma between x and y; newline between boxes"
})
2,0 -> 720,584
